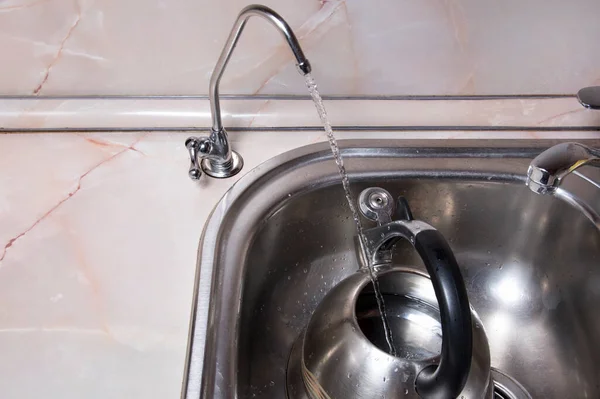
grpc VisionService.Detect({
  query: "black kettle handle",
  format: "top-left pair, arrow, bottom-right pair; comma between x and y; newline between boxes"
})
412,228 -> 472,399
362,215 -> 473,399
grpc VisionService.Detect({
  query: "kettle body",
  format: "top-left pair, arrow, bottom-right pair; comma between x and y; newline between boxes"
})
286,267 -> 493,399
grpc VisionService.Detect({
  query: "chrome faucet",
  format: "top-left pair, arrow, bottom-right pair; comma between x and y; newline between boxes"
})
526,142 -> 600,229
527,142 -> 600,194
577,86 -> 600,110
185,4 -> 312,180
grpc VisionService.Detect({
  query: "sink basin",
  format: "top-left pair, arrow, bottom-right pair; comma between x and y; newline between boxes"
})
182,140 -> 600,399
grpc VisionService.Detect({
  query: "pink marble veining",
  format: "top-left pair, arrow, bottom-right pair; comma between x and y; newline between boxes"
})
1,0 -> 600,96
0,130 -> 334,398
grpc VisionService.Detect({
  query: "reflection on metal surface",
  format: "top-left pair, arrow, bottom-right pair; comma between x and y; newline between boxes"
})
485,311 -> 514,356
490,269 -> 529,308
301,350 -> 333,399
181,140 -> 600,399
554,187 -> 600,230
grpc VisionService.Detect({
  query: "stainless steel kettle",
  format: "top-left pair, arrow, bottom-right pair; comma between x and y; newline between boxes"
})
287,188 -> 494,399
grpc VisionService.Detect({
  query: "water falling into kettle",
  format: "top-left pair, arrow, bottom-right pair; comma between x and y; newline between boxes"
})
304,73 -> 396,356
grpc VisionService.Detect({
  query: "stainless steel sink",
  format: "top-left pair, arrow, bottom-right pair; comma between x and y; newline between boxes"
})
182,140 -> 600,399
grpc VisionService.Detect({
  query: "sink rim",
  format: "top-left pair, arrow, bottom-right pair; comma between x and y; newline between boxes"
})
180,138 -> 600,399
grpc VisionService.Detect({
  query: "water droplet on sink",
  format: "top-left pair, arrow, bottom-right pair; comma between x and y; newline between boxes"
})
347,373 -> 351,379
303,268 -> 307,273
405,389 -> 409,395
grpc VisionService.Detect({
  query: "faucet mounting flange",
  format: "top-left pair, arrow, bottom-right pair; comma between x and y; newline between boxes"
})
201,150 -> 244,179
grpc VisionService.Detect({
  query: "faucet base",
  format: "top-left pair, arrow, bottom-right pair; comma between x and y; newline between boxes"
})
201,150 -> 244,178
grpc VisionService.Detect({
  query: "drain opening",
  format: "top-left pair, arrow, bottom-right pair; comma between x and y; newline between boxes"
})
490,368 -> 532,399
494,386 -> 513,399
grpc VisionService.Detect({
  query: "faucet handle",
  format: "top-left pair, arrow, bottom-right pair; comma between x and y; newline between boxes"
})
577,86 -> 600,110
185,137 -> 205,180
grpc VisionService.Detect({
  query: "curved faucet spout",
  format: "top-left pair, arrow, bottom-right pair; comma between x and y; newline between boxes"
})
210,4 -> 312,133
526,142 -> 600,194
186,4 -> 311,180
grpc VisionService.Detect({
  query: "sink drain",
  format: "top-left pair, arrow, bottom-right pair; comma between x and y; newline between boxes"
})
491,368 -> 532,399
494,389 -> 515,399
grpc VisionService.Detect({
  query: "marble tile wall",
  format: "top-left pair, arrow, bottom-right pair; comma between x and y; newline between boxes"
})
1,0 -> 599,96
